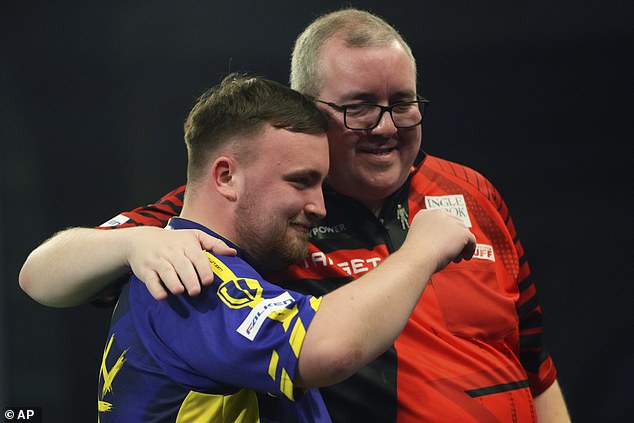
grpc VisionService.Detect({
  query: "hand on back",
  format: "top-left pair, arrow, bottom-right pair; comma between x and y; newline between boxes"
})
125,227 -> 236,300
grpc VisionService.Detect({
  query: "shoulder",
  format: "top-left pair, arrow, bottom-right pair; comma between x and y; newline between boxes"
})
205,251 -> 263,283
415,154 -> 504,207
156,185 -> 186,205
420,154 -> 491,187
97,185 -> 186,229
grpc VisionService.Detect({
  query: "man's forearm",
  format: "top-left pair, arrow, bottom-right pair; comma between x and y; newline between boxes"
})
19,227 -> 131,307
534,379 -> 571,422
296,243 -> 438,387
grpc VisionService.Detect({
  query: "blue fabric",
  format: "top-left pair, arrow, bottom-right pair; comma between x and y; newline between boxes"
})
98,217 -> 331,422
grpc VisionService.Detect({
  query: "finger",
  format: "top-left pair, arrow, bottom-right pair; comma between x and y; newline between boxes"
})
168,253 -> 204,297
199,233 -> 237,256
187,248 -> 215,287
154,263 -> 186,297
136,270 -> 169,301
454,232 -> 477,262
464,233 -> 477,260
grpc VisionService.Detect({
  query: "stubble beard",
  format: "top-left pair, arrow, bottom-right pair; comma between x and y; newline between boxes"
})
269,226 -> 309,267
235,204 -> 309,272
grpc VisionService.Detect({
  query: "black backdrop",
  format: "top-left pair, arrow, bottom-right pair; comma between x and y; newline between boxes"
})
2,1 -> 633,422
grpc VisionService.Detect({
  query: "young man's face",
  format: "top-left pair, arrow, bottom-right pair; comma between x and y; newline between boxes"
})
234,124 -> 329,271
316,38 -> 421,213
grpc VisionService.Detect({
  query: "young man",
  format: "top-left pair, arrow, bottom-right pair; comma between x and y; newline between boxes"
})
96,73 -> 475,422
20,8 -> 569,423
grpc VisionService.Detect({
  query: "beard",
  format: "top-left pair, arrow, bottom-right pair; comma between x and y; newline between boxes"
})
264,222 -> 310,268
235,201 -> 310,272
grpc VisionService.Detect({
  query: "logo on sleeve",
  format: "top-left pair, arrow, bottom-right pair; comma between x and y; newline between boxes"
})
424,194 -> 472,227
473,243 -> 495,261
99,214 -> 131,227
237,292 -> 295,341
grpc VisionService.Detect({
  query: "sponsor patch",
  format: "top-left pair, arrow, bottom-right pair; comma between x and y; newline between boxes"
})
310,223 -> 347,238
473,243 -> 495,261
237,292 -> 295,341
424,194 -> 472,227
99,214 -> 131,227
301,251 -> 383,276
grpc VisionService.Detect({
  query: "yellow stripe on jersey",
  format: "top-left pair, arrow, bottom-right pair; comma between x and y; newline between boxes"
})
176,389 -> 260,423
280,368 -> 295,401
205,250 -> 317,404
205,251 -> 239,281
289,317 -> 307,358
268,304 -> 299,332
268,349 -> 280,381
310,296 -> 323,312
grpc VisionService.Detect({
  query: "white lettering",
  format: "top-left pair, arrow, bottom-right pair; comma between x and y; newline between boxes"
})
310,223 -> 347,238
366,257 -> 382,268
337,262 -> 351,275
303,252 -> 385,276
473,244 -> 496,261
16,409 -> 35,419
350,259 -> 369,274
237,292 -> 295,340
311,252 -> 328,266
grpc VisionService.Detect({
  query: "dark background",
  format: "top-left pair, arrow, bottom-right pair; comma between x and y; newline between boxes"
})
1,1 -> 632,421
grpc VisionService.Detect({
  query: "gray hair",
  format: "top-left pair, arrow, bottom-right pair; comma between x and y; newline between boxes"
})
290,8 -> 417,97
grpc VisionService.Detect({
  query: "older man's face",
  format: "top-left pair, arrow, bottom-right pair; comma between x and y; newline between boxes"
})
316,38 -> 421,214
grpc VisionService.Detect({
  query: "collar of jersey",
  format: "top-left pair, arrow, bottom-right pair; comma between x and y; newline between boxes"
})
166,217 -> 244,259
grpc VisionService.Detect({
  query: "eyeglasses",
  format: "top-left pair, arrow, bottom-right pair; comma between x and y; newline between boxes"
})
315,97 -> 429,130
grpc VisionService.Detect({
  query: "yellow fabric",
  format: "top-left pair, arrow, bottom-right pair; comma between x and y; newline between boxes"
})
309,296 -> 322,312
268,349 -> 280,381
289,317 -> 307,358
98,334 -> 127,416
175,389 -> 260,423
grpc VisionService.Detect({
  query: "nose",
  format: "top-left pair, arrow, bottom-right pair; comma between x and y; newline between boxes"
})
305,188 -> 327,221
371,109 -> 398,137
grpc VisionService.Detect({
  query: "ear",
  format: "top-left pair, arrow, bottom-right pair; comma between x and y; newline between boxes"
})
210,156 -> 238,201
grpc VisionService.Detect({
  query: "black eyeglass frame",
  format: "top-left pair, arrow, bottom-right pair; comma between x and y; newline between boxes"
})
314,96 -> 430,130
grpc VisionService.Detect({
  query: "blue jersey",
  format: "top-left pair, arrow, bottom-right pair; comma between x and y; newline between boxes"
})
98,217 -> 331,422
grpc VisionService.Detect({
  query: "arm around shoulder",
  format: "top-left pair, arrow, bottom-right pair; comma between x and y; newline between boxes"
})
19,227 -> 134,307
19,225 -> 237,307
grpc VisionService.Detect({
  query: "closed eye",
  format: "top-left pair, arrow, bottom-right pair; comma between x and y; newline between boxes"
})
289,177 -> 310,188
286,171 -> 323,190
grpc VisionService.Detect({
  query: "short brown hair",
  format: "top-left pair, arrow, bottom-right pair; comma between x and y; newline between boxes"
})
184,73 -> 328,184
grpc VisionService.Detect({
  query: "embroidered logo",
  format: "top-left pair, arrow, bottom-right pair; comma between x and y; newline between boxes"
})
473,243 -> 495,261
424,195 -> 472,227
310,223 -> 347,238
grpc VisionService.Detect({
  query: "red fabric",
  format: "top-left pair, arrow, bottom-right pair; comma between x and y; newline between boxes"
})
96,185 -> 185,230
